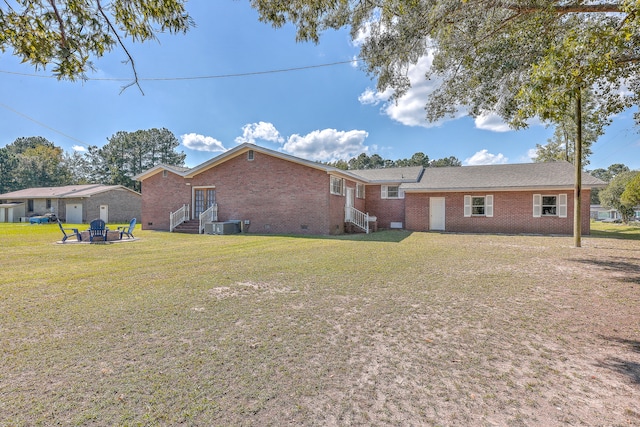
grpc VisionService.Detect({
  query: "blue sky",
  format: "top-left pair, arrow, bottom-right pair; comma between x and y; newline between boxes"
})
1,1 -> 639,170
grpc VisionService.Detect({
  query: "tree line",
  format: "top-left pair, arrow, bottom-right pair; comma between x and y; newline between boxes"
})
327,152 -> 462,170
0,128 -> 185,194
2,129 -> 638,221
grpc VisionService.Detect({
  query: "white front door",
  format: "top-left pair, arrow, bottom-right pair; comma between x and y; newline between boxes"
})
99,205 -> 109,222
429,197 -> 446,231
66,203 -> 83,224
345,187 -> 355,221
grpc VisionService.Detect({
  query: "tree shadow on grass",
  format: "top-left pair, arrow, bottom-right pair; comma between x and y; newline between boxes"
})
596,358 -> 640,386
572,257 -> 640,284
596,336 -> 640,386
599,336 -> 640,354
230,229 -> 414,243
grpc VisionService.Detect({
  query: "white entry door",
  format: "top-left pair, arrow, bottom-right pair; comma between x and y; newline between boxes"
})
345,187 -> 354,221
66,203 -> 83,224
99,205 -> 109,222
429,197 -> 446,231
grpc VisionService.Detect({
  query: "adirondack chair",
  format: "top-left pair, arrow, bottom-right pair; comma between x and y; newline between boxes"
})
117,218 -> 136,239
57,220 -> 82,243
88,218 -> 108,242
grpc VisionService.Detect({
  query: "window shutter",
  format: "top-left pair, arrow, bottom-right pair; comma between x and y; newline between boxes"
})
399,188 -> 405,199
533,194 -> 542,217
558,194 -> 568,218
486,195 -> 494,217
381,185 -> 388,199
464,195 -> 472,217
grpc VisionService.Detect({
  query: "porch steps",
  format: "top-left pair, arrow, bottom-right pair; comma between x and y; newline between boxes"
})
344,219 -> 378,234
172,220 -> 200,234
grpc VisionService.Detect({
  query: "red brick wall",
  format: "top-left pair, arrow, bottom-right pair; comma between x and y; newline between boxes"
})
363,185 -> 405,229
140,150 -> 341,234
141,170 -> 191,230
195,151 -> 333,234
405,190 -> 592,235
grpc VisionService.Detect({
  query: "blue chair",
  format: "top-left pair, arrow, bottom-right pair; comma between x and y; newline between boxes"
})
88,218 -> 108,242
117,218 -> 136,239
57,220 -> 82,243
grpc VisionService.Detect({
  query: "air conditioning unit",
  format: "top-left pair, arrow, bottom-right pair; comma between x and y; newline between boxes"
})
205,221 -> 240,235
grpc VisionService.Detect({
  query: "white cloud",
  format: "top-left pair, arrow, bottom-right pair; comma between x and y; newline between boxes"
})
72,145 -> 86,152
235,121 -> 284,144
283,129 -> 369,162
360,54 -> 465,128
181,133 -> 227,152
357,87 -> 391,106
515,148 -> 537,163
474,113 -> 511,132
464,149 -> 508,166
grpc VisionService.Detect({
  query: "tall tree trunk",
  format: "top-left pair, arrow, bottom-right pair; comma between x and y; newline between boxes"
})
574,88 -> 582,248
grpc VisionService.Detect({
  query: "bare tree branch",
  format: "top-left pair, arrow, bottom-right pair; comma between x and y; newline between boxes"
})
505,3 -> 623,14
47,0 -> 67,46
96,0 -> 145,95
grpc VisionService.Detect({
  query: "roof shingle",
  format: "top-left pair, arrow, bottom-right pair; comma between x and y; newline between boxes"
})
401,162 -> 606,191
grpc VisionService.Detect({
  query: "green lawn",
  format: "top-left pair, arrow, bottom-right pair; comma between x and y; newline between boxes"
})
1,223 -> 639,425
590,219 -> 640,239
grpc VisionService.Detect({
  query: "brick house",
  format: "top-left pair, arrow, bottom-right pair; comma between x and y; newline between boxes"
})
135,143 -> 605,235
400,163 -> 604,234
0,184 -> 141,224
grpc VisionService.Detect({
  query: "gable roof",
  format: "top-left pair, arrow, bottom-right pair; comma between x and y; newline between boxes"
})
349,166 -> 424,183
133,164 -> 191,181
134,144 -> 607,191
134,143 -> 368,182
0,184 -> 140,199
401,162 -> 606,192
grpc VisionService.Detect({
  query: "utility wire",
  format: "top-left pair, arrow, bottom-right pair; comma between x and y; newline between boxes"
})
0,102 -> 90,147
0,59 -> 358,146
0,59 -> 359,82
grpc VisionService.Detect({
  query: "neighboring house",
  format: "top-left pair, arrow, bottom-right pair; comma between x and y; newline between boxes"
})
134,143 -> 606,236
0,184 -> 141,224
590,204 -> 640,221
590,205 -> 621,221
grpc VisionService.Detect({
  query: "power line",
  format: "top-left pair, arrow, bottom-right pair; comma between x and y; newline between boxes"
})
0,102 -> 89,147
0,58 -> 360,147
0,59 -> 359,82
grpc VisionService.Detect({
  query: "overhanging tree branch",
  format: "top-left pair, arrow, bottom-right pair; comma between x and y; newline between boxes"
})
47,0 -> 67,46
96,0 -> 144,95
504,3 -> 622,14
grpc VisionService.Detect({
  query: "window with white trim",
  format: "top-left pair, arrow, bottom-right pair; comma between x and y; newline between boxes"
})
381,185 -> 404,199
356,183 -> 365,199
330,176 -> 345,196
247,149 -> 254,161
464,195 -> 493,217
533,194 -> 567,218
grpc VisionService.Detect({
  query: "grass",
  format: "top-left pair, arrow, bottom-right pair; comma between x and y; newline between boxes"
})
590,219 -> 640,239
1,223 -> 639,425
